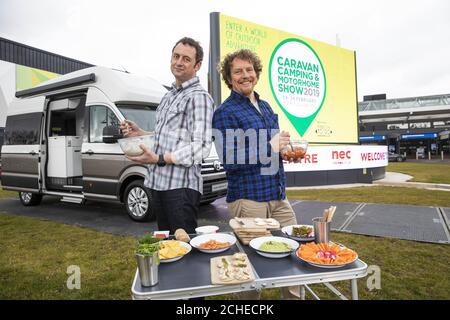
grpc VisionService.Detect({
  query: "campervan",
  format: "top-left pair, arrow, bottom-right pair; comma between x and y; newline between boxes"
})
0,67 -> 227,221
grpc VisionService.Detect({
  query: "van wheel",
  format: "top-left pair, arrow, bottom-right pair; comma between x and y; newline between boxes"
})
124,181 -> 154,222
19,192 -> 42,206
397,156 -> 403,162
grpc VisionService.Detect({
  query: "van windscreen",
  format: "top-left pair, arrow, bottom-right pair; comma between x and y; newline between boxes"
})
117,105 -> 157,132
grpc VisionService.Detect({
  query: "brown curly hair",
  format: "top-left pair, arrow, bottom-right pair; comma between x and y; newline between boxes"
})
219,49 -> 263,90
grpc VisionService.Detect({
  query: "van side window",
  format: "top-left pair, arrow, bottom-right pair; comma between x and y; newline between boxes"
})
4,112 -> 42,145
89,106 -> 119,143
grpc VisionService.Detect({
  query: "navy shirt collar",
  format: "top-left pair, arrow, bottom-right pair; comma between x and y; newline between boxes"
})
230,89 -> 260,103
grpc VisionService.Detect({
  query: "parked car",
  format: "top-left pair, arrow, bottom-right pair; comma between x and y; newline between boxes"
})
0,67 -> 227,221
388,152 -> 406,162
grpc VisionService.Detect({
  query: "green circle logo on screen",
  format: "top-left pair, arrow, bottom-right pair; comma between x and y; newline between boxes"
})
269,38 -> 326,136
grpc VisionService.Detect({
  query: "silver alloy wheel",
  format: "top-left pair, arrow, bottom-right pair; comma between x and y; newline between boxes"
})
21,192 -> 32,203
127,186 -> 149,218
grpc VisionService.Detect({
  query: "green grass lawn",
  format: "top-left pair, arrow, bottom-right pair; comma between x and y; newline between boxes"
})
287,186 -> 450,208
1,162 -> 449,300
388,162 -> 450,184
0,212 -> 449,300
0,189 -> 18,198
296,232 -> 450,300
0,212 -> 135,299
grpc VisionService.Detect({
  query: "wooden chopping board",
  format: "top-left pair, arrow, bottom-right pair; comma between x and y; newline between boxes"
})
229,219 -> 274,245
229,218 -> 280,230
210,254 -> 255,285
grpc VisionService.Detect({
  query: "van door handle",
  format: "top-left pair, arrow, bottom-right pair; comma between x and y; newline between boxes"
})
29,151 -> 37,156
86,149 -> 94,155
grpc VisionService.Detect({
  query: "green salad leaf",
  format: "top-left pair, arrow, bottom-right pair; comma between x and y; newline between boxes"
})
136,242 -> 160,256
135,233 -> 161,256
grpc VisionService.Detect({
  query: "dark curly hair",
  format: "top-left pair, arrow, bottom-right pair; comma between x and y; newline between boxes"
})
219,49 -> 263,90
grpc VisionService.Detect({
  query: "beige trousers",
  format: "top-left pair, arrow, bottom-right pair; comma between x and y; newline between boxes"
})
228,198 -> 298,227
228,198 -> 300,300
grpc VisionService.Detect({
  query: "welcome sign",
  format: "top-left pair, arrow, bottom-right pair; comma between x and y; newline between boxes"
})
210,13 -> 359,144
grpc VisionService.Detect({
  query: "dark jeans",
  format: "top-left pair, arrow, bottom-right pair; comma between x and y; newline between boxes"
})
151,188 -> 201,234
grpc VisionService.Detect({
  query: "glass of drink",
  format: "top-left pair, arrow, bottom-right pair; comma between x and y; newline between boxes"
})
281,140 -> 308,162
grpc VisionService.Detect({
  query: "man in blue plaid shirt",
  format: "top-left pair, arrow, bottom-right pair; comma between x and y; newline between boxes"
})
212,49 -> 300,299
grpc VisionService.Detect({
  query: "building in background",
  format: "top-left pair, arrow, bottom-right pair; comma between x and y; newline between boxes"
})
0,37 -> 93,146
359,94 -> 450,159
1,35 -> 448,189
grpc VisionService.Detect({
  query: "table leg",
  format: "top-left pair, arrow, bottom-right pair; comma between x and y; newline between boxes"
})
300,285 -> 306,300
350,279 -> 359,300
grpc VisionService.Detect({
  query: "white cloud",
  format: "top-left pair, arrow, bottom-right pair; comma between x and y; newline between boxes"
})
1,0 -> 449,100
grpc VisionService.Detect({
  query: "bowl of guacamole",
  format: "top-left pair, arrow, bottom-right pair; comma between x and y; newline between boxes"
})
249,236 -> 299,258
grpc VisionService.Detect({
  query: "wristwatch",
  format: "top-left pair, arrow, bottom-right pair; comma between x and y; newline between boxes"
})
157,154 -> 166,167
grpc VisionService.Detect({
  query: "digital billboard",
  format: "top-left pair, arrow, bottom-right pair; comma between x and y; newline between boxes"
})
16,64 -> 59,91
209,13 -> 359,144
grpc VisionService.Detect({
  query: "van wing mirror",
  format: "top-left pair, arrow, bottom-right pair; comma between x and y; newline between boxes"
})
102,125 -> 123,143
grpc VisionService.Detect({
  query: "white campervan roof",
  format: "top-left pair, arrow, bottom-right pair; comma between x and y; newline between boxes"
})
9,67 -> 168,116
41,66 -> 167,103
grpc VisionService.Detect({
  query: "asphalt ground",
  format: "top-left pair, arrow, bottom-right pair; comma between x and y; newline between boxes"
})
0,194 -> 448,244
0,195 -> 231,237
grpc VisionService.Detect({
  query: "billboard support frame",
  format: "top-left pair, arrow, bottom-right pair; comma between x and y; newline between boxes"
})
208,12 -> 221,107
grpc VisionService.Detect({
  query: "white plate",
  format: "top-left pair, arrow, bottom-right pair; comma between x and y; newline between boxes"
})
299,259 -> 355,268
190,233 -> 237,253
249,236 -> 299,258
195,225 -> 219,235
159,240 -> 192,263
281,225 -> 315,242
296,254 -> 358,268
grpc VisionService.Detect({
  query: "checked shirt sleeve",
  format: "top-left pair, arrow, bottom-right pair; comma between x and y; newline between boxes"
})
171,93 -> 214,167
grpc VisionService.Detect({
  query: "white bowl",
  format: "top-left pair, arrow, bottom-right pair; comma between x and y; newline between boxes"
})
159,240 -> 192,263
249,236 -> 299,258
195,225 -> 219,235
281,225 -> 315,242
190,233 -> 237,253
281,140 -> 308,162
118,134 -> 155,156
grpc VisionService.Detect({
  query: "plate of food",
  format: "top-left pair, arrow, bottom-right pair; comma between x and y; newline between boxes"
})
190,233 -> 237,253
211,252 -> 255,285
158,240 -> 191,263
153,230 -> 169,240
282,224 -> 315,241
295,242 -> 358,268
249,236 -> 299,258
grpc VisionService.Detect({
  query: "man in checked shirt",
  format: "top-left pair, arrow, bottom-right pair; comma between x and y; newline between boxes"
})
212,49 -> 300,299
120,37 -> 214,234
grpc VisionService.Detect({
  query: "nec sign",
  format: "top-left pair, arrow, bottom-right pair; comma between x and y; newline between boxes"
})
332,150 -> 351,159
